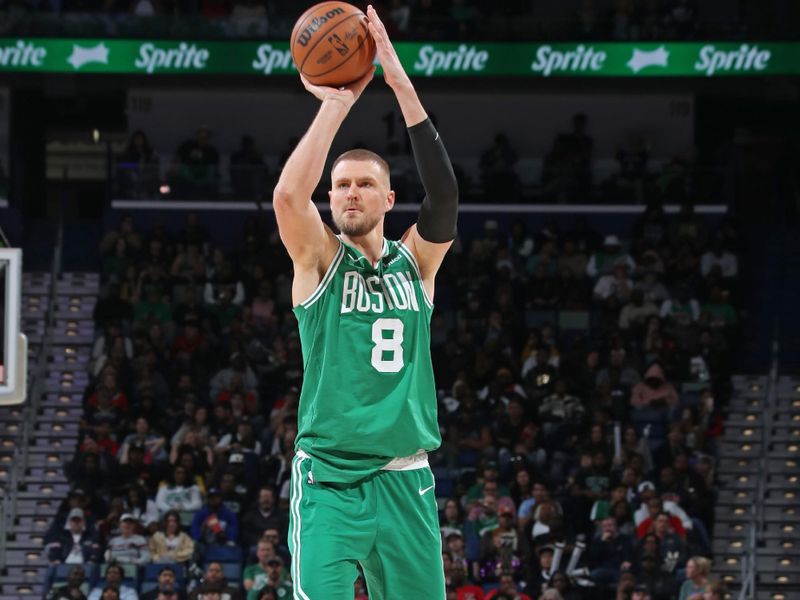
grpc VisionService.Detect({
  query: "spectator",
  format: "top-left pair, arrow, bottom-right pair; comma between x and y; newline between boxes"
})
46,507 -> 102,565
631,583 -> 654,600
100,588 -> 121,600
174,126 -> 220,197
171,243 -> 207,296
100,215 -> 142,257
241,487 -> 286,548
701,581 -> 725,600
478,505 -> 521,578
634,484 -> 691,534
619,289 -> 659,333
140,566 -> 186,600
586,516 -> 633,585
188,562 -> 242,600
700,286 -> 737,330
210,353 -> 259,403
119,418 -> 167,465
440,498 -> 466,542
465,462 -> 511,506
87,563 -> 138,600
230,135 -> 267,200
543,114 -> 593,203
155,466 -> 203,516
104,514 -> 149,566
243,551 -> 292,600
700,239 -> 738,279
539,378 -> 585,431
190,487 -> 239,546
678,556 -> 711,600
637,271 -> 670,306
634,554 -> 677,600
587,235 -> 636,279
117,130 -> 159,199
593,261 -> 634,309
484,573 -> 532,599
148,510 -> 195,564
122,484 -> 160,532
480,133 -> 520,201
215,418 -> 261,459
630,362 -> 679,409
46,565 -> 89,600
649,512 -> 687,569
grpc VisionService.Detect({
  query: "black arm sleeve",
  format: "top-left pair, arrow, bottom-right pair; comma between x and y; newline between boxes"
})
408,118 -> 459,243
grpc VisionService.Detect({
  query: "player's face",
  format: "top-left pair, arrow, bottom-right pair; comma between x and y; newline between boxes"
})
330,160 -> 394,237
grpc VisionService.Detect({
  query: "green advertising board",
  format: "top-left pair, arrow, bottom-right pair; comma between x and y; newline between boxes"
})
0,39 -> 797,77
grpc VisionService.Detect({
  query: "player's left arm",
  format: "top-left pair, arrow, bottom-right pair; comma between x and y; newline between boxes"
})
367,5 -> 458,295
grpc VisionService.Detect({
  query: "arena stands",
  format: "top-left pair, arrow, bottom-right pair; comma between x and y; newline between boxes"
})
0,0 -> 780,42
0,198 -> 739,600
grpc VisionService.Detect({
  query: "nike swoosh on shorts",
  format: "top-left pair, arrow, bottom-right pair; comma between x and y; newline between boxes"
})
418,485 -> 435,496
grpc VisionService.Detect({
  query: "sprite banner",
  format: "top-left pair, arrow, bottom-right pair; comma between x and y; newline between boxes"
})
0,39 -> 798,77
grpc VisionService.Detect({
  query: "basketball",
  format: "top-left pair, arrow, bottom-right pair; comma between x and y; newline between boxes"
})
290,1 -> 376,87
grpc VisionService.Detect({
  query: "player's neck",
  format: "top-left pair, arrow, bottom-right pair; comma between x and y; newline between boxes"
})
341,228 -> 386,266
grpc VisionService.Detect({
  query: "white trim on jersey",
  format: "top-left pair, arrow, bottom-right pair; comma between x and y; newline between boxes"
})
396,241 -> 434,309
291,454 -> 311,600
298,242 -> 345,309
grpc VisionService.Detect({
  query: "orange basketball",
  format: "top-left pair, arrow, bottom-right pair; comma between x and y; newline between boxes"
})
290,1 -> 376,87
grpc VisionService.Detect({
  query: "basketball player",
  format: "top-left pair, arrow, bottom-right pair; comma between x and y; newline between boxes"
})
273,6 -> 458,599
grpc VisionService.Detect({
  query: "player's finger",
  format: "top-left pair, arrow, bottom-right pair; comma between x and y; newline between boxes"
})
367,5 -> 387,36
367,22 -> 385,48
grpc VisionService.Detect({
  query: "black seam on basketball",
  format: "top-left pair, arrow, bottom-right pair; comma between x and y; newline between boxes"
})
298,13 -> 367,75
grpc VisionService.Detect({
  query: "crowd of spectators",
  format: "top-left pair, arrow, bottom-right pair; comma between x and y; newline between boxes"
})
0,0 -> 759,41
44,198 -> 738,599
116,115 -> 720,207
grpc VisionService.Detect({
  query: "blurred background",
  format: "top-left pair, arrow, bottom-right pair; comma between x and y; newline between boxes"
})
0,1 -> 799,599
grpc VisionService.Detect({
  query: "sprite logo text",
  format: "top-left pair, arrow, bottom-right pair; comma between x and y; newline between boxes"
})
0,40 -> 46,67
531,45 -> 606,76
134,42 -> 210,74
414,44 -> 488,76
694,44 -> 771,76
252,44 -> 295,74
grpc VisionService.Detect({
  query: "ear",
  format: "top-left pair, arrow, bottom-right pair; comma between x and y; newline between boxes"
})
386,190 -> 395,211
328,190 -> 332,201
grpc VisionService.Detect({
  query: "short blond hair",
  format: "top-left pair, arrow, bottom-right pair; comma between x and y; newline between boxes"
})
689,556 -> 712,577
331,149 -> 390,182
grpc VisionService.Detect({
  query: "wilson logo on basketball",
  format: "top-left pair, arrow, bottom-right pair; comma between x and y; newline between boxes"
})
295,7 -> 346,47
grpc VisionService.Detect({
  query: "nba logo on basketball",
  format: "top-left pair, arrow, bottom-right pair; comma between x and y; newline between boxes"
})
328,33 -> 349,56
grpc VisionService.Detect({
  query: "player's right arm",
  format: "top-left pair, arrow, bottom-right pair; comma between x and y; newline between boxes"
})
273,69 -> 375,304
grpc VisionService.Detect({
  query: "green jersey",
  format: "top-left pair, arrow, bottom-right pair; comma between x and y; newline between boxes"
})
293,237 -> 441,483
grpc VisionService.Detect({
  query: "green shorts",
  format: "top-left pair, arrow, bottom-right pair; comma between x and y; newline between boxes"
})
288,451 -> 445,599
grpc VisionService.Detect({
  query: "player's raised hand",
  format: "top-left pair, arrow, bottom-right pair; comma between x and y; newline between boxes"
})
366,4 -> 411,91
300,66 -> 375,109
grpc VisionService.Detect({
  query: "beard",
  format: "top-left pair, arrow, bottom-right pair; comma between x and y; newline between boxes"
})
333,210 -> 382,237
